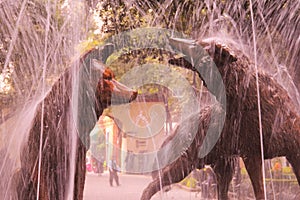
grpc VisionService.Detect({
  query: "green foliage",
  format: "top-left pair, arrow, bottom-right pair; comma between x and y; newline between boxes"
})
95,1 -> 152,34
90,127 -> 106,159
0,0 -> 88,116
104,47 -> 202,122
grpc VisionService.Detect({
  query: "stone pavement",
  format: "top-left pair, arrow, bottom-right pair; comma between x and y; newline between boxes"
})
83,171 -> 202,200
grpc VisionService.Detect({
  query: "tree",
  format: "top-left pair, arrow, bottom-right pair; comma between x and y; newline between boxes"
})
0,0 -> 89,118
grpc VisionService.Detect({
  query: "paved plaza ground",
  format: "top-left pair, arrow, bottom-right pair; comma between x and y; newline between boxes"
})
83,171 -> 201,200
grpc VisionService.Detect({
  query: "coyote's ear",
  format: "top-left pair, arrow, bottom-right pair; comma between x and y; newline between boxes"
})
198,39 -> 237,66
92,59 -> 106,73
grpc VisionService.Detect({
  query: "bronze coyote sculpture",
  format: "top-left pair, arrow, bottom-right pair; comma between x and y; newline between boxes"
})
141,38 -> 300,199
14,45 -> 137,200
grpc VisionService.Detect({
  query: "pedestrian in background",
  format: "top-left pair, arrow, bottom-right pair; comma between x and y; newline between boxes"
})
108,156 -> 120,186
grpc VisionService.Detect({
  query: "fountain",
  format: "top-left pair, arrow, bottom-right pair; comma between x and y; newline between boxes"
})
0,1 -> 88,198
0,1 -> 138,199
141,35 -> 300,200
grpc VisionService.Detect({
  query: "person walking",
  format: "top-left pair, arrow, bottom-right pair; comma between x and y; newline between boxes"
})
108,157 -> 120,186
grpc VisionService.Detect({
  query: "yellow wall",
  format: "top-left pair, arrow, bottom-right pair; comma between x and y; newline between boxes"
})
98,101 -> 173,171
